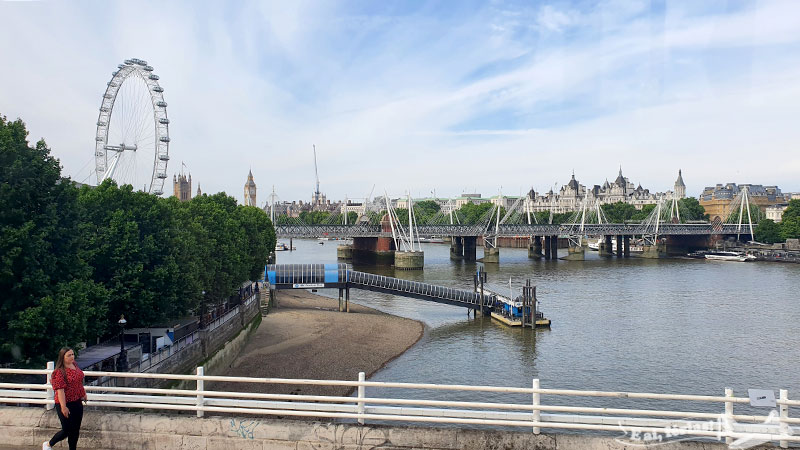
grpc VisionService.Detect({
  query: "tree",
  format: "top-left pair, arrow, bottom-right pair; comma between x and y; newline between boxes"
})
678,197 -> 708,221
780,217 -> 800,241
601,202 -> 637,223
235,206 -> 276,281
630,204 -> 656,222
458,202 -> 498,224
78,180 -> 189,329
754,219 -> 782,244
782,199 -> 800,222
0,116 -> 102,364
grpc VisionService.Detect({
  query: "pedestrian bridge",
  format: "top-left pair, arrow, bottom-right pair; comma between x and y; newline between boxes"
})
265,264 -> 495,311
275,223 -> 754,238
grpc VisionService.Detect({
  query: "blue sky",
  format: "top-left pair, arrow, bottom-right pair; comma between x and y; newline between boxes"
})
1,0 -> 799,205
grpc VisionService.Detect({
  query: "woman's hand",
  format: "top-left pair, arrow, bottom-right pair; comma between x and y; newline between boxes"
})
60,404 -> 70,418
82,395 -> 88,405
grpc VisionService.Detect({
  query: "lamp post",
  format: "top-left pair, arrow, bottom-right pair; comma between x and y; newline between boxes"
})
117,314 -> 128,372
200,291 -> 206,329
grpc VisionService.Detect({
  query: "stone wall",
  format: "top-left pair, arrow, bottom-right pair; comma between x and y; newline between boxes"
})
126,299 -> 260,389
0,406 -> 751,450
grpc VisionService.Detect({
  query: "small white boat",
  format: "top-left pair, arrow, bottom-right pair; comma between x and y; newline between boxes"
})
704,251 -> 756,262
587,238 -> 643,253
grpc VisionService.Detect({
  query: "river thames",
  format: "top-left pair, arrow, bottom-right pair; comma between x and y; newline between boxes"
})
274,239 -> 800,415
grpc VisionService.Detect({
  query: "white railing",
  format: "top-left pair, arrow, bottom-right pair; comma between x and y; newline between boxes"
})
0,367 -> 798,447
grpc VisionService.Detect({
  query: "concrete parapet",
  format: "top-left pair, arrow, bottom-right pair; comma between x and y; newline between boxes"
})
562,245 -> 585,260
395,251 -> 424,270
336,244 -> 353,259
0,406 -> 740,450
483,247 -> 500,263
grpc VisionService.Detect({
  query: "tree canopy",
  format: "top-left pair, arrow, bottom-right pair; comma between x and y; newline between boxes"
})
0,115 -> 275,366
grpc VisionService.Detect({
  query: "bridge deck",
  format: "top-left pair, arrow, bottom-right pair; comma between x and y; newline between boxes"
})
276,223 -> 752,238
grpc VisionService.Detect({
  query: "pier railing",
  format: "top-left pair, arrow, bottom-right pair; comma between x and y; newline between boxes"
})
0,367 -> 797,447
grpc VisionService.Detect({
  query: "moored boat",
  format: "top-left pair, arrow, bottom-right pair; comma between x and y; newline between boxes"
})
704,251 -> 756,262
481,283 -> 551,328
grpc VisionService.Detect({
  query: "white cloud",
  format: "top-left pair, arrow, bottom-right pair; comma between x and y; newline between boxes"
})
1,0 -> 798,206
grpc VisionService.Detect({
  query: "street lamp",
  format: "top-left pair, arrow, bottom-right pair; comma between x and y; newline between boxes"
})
117,314 -> 128,372
200,291 -> 206,329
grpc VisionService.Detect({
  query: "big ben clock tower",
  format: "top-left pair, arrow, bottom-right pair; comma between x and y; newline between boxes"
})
244,170 -> 257,206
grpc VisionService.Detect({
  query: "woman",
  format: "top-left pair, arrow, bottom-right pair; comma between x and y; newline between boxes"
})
43,347 -> 87,450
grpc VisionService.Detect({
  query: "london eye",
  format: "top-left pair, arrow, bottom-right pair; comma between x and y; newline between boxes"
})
94,58 -> 170,195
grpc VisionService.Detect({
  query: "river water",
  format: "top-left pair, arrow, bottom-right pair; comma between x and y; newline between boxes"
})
275,239 -> 800,416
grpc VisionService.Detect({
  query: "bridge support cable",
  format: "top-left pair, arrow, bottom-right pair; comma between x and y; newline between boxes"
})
724,186 -> 761,243
639,196 -> 666,246
564,198 -> 607,247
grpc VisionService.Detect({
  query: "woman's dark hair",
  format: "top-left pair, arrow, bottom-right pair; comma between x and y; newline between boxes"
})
53,347 -> 73,383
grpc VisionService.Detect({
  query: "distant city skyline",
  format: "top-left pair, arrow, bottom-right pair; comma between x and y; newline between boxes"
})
1,1 -> 799,201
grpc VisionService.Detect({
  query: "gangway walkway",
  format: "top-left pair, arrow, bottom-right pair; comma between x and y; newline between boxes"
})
348,270 -> 494,310
265,264 -> 496,311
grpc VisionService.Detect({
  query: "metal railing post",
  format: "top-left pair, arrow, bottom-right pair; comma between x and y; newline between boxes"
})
724,387 -> 733,445
196,366 -> 204,418
780,389 -> 789,448
358,371 -> 366,425
532,378 -> 541,434
45,361 -> 54,410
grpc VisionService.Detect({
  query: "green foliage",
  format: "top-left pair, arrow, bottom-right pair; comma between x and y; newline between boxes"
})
458,202 -> 501,224
0,116 -> 92,364
0,115 -> 275,365
727,204 -> 764,224
783,199 -> 800,222
299,210 -> 333,224
678,197 -> 708,221
780,217 -> 800,241
601,202 -> 639,223
754,219 -> 783,244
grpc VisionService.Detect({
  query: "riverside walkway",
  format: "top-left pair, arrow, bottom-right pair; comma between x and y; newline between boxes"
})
1,366 -> 798,449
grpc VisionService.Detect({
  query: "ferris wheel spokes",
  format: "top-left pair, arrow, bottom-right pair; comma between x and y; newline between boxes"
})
95,58 -> 169,195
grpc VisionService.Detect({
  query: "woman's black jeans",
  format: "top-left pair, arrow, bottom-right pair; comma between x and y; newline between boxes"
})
50,400 -> 83,450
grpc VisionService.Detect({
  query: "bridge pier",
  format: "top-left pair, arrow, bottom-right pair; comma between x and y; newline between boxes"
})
483,246 -> 500,263
543,236 -> 552,259
641,242 -> 668,258
563,244 -> 585,260
352,237 -> 395,266
396,251 -> 424,270
616,236 -> 623,257
337,244 -> 353,259
528,236 -> 543,259
463,236 -> 477,262
623,236 -> 631,257
599,235 -> 613,257
550,235 -> 558,259
450,237 -> 463,260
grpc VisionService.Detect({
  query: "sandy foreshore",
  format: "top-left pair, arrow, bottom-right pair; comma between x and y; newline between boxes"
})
214,289 -> 424,397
